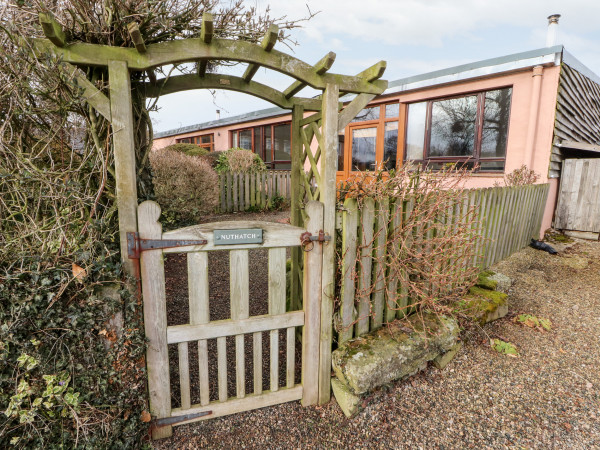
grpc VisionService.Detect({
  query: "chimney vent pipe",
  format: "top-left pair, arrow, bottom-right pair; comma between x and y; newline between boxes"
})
546,14 -> 561,47
216,109 -> 221,120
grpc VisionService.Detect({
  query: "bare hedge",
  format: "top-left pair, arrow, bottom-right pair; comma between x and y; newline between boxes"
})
150,149 -> 219,221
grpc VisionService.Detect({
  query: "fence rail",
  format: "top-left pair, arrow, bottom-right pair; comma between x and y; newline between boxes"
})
335,183 -> 550,344
219,171 -> 291,213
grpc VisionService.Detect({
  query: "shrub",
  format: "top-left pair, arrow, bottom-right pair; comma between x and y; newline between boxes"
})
215,148 -> 267,173
200,150 -> 225,169
163,143 -> 209,158
150,149 -> 219,222
499,165 -> 540,186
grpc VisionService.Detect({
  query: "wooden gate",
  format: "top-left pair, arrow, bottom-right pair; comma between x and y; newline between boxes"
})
554,159 -> 600,237
136,200 -> 324,439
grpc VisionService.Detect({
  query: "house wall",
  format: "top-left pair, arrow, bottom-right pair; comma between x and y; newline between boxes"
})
152,64 -> 562,235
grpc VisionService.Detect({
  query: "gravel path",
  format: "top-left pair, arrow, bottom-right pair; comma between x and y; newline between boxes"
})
155,235 -> 600,449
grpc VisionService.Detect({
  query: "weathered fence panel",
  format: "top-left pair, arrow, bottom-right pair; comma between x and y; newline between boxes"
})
336,183 -> 550,344
555,159 -> 600,234
219,171 -> 292,213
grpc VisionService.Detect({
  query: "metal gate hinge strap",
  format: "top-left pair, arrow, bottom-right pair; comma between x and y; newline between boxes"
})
154,411 -> 212,427
127,232 -> 207,259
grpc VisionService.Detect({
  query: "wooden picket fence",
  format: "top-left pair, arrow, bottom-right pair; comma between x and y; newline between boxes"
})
219,171 -> 292,213
335,183 -> 550,344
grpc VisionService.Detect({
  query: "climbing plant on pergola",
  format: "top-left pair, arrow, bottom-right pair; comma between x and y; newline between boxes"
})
35,11 -> 387,404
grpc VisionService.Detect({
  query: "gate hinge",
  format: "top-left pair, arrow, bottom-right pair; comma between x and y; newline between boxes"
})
153,411 -> 212,428
127,232 -> 207,259
300,230 -> 331,251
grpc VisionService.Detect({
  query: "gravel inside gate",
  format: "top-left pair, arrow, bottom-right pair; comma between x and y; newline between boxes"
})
155,223 -> 600,449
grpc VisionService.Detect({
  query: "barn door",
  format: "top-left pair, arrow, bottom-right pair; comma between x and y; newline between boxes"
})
135,200 -> 324,439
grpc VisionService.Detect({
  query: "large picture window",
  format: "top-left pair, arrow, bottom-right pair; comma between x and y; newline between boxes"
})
405,87 -> 512,171
231,122 -> 291,170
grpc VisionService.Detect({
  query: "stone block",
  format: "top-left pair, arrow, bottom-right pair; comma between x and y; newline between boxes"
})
331,378 -> 361,418
488,272 -> 512,294
332,312 -> 459,396
433,342 -> 462,370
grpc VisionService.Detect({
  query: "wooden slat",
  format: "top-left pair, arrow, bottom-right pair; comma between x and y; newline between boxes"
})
339,198 -> 358,343
356,197 -> 375,336
138,201 -> 171,439
253,332 -> 262,395
220,173 -> 226,212
230,250 -> 249,399
178,342 -> 191,410
301,201 -> 323,406
233,173 -> 239,212
167,311 -> 305,344
217,337 -> 227,402
188,252 -> 210,406
127,22 -> 146,53
245,174 -> 250,210
385,199 -> 401,322
371,198 -> 389,329
269,247 -> 286,392
286,327 -> 295,389
398,198 -> 414,316
227,172 -> 233,212
171,386 -> 303,425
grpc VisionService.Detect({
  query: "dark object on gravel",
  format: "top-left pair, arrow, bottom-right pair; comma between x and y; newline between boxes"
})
530,239 -> 558,254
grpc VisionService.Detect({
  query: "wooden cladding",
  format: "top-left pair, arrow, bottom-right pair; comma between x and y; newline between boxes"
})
551,64 -> 600,177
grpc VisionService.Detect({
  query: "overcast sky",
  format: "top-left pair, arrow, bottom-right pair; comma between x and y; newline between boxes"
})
150,0 -> 600,133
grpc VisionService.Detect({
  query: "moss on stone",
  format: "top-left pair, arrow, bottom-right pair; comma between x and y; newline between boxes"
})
476,270 -> 499,291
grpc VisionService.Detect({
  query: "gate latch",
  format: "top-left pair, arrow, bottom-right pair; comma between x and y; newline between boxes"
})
300,230 -> 331,251
127,232 -> 207,259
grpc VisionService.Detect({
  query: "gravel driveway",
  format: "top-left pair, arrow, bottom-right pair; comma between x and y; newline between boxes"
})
155,226 -> 600,449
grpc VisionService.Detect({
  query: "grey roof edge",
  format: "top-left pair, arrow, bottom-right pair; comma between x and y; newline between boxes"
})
155,106 -> 288,138
385,45 -> 564,95
562,50 -> 600,86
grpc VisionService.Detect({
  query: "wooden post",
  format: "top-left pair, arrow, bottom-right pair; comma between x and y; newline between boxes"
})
291,105 -> 304,312
318,83 -> 339,404
109,60 -> 138,275
137,201 -> 171,439
302,201 -> 323,406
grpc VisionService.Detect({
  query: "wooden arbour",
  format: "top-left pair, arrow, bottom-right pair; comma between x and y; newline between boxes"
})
35,11 -> 387,407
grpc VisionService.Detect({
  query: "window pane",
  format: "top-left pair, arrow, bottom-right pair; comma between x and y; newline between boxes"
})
405,102 -> 427,160
479,160 -> 505,171
427,161 -> 476,171
254,127 -> 263,159
351,106 -> 379,123
264,126 -> 272,162
239,130 -> 252,150
383,122 -> 398,170
385,103 -> 399,118
481,88 -> 512,158
273,124 -> 291,161
232,133 -> 238,148
351,127 -> 377,171
273,161 -> 291,170
338,131 -> 345,171
201,135 -> 212,144
430,95 -> 477,157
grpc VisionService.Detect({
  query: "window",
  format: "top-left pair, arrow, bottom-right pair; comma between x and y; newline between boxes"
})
176,133 -> 214,151
338,102 -> 400,176
404,87 -> 512,171
231,122 -> 292,170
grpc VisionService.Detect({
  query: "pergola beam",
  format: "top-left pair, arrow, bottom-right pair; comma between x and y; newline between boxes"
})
61,62 -> 111,120
197,12 -> 213,77
33,38 -> 386,95
284,52 -> 336,99
357,60 -> 387,82
338,93 -> 377,132
39,12 -> 66,47
242,25 -> 279,82
141,73 -> 322,111
127,22 -> 146,53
